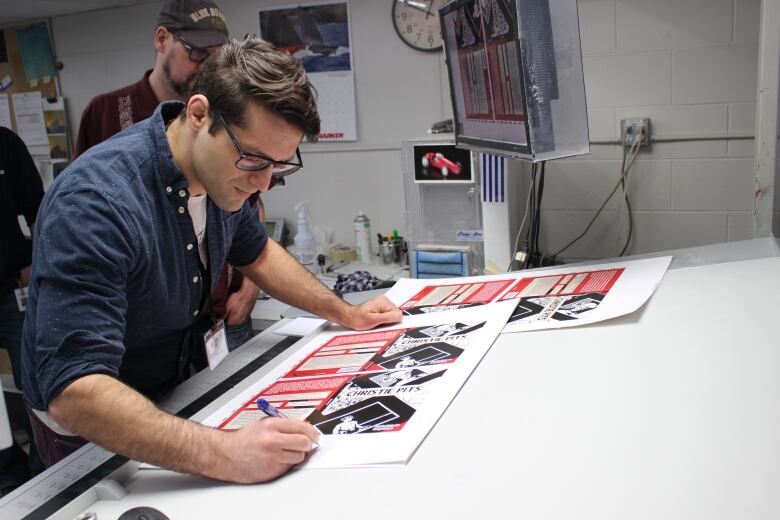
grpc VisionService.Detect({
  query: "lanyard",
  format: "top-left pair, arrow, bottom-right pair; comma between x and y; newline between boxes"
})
196,235 -> 212,314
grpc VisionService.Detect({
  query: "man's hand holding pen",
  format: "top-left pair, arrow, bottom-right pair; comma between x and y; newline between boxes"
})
211,416 -> 320,483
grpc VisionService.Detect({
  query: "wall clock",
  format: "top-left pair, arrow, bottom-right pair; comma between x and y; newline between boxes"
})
392,0 -> 448,52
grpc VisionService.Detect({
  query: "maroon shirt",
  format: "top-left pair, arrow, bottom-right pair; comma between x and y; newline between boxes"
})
75,70 -> 159,158
75,71 -> 256,323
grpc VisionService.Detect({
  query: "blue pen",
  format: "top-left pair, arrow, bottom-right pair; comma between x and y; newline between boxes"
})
256,398 -> 288,418
256,398 -> 319,450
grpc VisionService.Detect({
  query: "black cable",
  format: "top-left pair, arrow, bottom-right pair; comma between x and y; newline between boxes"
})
534,161 -> 546,265
522,164 -> 533,269
524,163 -> 538,269
508,180 -> 536,271
524,161 -> 546,269
618,142 -> 640,256
533,163 -> 540,266
531,167 -> 539,267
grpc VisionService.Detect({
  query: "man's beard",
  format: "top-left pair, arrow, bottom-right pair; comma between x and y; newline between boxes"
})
162,58 -> 195,99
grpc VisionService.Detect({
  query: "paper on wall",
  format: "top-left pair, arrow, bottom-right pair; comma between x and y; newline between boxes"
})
11,91 -> 48,146
0,94 -> 11,129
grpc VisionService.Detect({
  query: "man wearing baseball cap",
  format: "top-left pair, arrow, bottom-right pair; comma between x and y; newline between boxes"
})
75,0 -> 229,156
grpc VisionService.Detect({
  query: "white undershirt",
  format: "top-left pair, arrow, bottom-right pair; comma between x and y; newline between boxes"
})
188,194 -> 208,267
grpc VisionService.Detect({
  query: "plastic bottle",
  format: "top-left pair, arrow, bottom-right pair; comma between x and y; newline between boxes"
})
294,201 -> 316,273
354,211 -> 372,263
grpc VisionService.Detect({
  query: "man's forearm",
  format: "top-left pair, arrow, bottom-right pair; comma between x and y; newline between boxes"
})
239,239 -> 351,324
49,374 -> 224,478
224,273 -> 261,324
237,272 -> 260,299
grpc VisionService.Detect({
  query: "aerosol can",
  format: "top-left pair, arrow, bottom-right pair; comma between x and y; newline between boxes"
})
354,211 -> 372,263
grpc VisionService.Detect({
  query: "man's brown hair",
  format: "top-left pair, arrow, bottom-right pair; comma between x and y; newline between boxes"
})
187,36 -> 320,142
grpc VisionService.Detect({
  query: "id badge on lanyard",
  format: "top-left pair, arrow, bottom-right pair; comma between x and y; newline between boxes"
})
204,319 -> 229,370
14,286 -> 28,312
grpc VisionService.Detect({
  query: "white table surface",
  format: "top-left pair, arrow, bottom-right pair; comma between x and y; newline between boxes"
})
74,256 -> 780,520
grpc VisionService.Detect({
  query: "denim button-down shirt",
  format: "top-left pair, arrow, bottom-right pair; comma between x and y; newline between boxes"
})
22,101 -> 267,410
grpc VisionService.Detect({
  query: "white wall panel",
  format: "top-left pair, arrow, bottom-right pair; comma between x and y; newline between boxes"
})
727,212 -> 754,241
673,46 -> 758,104
734,0 -> 762,46
672,159 -> 755,211
584,52 -> 671,107
629,211 -> 727,253
578,0 -> 616,54
616,0 -> 733,51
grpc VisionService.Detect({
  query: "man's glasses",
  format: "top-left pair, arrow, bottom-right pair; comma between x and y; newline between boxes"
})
173,33 -> 221,63
218,113 -> 303,176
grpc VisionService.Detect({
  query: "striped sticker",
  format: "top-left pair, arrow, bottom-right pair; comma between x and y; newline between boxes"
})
481,153 -> 506,203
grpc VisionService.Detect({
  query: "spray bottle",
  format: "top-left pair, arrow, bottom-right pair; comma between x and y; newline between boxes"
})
294,201 -> 316,273
354,211 -> 372,263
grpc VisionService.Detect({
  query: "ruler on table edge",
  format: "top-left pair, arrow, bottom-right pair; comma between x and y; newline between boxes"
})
0,323 -> 308,519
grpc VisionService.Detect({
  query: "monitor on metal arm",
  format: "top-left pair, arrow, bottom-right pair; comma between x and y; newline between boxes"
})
439,0 -> 590,162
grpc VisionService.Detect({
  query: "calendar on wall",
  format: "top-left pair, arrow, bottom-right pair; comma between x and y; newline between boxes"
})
259,1 -> 357,142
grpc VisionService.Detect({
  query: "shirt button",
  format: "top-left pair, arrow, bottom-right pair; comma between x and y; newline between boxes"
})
178,207 -> 185,214
193,309 -> 199,316
178,190 -> 186,197
192,276 -> 199,283
186,243 -> 194,251
166,186 -> 172,193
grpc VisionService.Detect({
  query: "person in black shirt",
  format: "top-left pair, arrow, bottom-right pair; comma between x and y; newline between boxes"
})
0,126 -> 44,494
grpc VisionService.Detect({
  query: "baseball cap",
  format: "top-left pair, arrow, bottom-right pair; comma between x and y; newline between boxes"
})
157,0 -> 229,48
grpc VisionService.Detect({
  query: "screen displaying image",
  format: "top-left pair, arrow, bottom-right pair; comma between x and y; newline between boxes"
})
412,144 -> 473,183
441,0 -> 529,150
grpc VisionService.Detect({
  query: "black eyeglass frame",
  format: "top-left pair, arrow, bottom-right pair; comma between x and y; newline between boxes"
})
172,32 -> 221,63
218,113 -> 303,176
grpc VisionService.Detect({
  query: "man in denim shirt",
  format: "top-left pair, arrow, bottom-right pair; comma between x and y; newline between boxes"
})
22,37 -> 402,484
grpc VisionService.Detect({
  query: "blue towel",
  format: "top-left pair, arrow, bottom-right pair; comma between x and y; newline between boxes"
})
416,251 -> 464,263
416,262 -> 465,275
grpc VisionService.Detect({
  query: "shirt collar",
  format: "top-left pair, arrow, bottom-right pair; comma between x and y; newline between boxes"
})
149,101 -> 190,192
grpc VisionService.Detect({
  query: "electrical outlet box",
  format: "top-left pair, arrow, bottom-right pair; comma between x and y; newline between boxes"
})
621,118 -> 650,146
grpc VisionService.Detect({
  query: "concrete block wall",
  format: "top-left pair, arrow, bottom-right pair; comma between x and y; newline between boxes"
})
50,0 -> 767,260
545,0 -> 762,261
